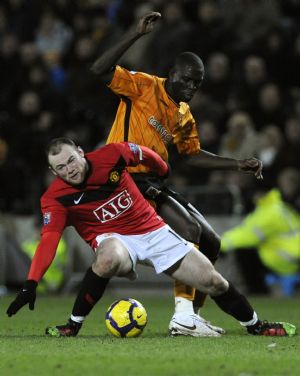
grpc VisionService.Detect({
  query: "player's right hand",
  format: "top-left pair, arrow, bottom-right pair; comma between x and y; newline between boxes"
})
137,11 -> 161,35
6,280 -> 38,317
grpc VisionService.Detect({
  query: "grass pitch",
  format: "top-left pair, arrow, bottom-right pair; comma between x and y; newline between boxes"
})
0,293 -> 299,376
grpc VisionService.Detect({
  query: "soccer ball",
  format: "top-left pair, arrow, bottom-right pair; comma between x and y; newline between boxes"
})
105,298 -> 148,338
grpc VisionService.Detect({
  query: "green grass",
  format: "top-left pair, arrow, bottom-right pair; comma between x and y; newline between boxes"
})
0,293 -> 299,376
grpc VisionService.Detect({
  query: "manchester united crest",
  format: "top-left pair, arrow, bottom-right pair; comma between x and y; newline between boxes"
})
109,170 -> 120,184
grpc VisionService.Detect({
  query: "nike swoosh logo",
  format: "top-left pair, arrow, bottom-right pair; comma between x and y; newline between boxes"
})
137,314 -> 143,319
74,193 -> 84,205
173,321 -> 196,330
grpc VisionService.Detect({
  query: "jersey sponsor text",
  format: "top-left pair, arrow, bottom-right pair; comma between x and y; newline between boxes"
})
93,190 -> 133,223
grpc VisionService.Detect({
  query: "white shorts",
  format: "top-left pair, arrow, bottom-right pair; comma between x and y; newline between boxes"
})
95,225 -> 194,274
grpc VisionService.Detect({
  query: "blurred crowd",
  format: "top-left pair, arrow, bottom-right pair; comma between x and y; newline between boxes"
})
1,0 -> 300,215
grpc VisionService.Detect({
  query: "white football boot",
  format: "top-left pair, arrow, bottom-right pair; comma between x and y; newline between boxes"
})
169,312 -> 222,337
196,314 -> 225,334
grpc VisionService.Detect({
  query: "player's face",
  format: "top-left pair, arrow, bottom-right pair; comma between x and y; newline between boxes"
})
49,144 -> 87,185
168,64 -> 204,103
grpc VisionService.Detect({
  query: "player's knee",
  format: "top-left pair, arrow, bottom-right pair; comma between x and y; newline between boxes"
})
94,239 -> 122,277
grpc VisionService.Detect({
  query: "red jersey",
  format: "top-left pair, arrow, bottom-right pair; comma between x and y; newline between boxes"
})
40,142 -> 165,250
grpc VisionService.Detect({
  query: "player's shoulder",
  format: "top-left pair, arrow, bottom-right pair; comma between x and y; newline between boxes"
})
115,65 -> 160,84
86,143 -> 127,165
41,177 -> 66,205
88,143 -> 120,157
43,177 -> 66,195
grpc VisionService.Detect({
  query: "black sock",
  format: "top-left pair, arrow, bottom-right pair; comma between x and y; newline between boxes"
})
211,282 -> 255,322
72,267 -> 110,317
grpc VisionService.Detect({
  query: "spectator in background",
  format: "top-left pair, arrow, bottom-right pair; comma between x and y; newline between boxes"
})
188,0 -> 231,61
0,138 -> 31,213
203,52 -> 232,109
287,32 -> 300,88
221,168 -> 300,294
0,6 -> 8,38
4,0 -> 42,42
219,112 -> 257,160
35,10 -> 73,58
258,26 -> 291,87
0,33 -> 21,112
253,83 -> 286,129
256,124 -> 284,189
198,120 -> 220,155
277,116 -> 300,171
221,0 -> 280,55
19,42 -> 40,71
218,111 -> 259,211
232,56 -> 268,114
144,1 -> 192,75
189,90 -> 225,127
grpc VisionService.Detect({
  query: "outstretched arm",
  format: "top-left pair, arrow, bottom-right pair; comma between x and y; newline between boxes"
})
90,11 -> 161,81
188,149 -> 263,180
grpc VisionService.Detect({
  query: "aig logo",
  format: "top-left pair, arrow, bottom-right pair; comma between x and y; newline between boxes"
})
93,190 -> 133,223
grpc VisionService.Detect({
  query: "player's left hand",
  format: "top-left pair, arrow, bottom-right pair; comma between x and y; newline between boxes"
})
237,158 -> 263,180
6,280 -> 38,317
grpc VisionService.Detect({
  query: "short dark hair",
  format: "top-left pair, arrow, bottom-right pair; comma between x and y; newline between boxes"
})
174,52 -> 204,71
46,137 -> 77,161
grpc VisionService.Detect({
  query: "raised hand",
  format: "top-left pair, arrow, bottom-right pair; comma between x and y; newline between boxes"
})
136,11 -> 161,35
238,158 -> 263,180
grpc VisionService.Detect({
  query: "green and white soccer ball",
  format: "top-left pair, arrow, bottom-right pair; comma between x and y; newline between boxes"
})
105,298 -> 148,338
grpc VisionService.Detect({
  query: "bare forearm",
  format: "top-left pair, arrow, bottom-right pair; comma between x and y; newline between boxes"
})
189,149 -> 238,170
187,149 -> 263,179
90,11 -> 161,77
90,30 -> 142,76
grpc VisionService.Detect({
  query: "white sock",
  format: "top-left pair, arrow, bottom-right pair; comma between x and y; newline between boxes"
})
70,314 -> 85,324
239,311 -> 258,327
174,297 -> 194,314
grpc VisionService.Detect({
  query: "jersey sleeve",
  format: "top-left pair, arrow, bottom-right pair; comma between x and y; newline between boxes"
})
110,142 -> 168,176
27,231 -> 61,282
108,65 -> 154,100
173,102 -> 201,155
40,196 -> 68,235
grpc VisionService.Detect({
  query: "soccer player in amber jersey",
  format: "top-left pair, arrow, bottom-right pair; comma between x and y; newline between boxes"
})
7,138 -> 296,338
88,11 -> 264,336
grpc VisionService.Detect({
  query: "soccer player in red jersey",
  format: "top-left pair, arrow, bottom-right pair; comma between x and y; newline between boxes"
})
7,138 -> 296,338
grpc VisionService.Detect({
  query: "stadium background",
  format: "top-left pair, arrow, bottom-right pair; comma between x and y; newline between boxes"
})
0,0 -> 300,295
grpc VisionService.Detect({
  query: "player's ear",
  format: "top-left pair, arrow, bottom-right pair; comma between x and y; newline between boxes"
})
49,165 -> 57,176
77,146 -> 85,157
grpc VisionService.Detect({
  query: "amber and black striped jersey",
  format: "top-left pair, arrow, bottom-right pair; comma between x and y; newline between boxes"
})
106,65 -> 201,174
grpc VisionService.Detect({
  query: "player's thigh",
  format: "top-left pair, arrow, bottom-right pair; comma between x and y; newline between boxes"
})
164,247 -> 227,294
95,237 -> 133,276
156,193 -> 201,243
167,189 -> 221,252
191,209 -> 221,253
